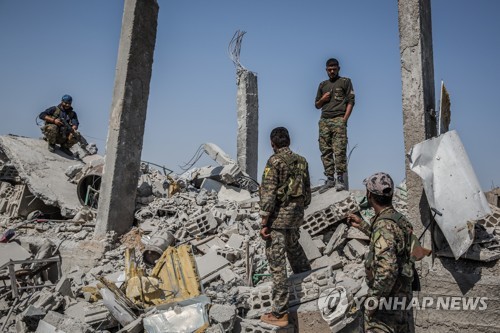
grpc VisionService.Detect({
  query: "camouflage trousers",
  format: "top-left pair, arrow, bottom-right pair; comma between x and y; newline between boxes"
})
265,228 -> 311,315
364,302 -> 411,332
318,117 -> 348,177
42,124 -> 77,147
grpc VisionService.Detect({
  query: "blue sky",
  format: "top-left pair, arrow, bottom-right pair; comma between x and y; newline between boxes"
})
1,1 -> 499,191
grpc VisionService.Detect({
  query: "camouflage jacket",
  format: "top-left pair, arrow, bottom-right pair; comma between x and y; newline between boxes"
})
259,147 -> 311,229
365,206 -> 413,300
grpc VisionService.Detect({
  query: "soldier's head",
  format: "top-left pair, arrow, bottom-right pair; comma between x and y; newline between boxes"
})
363,172 -> 394,207
326,58 -> 340,79
61,94 -> 73,110
270,127 -> 290,151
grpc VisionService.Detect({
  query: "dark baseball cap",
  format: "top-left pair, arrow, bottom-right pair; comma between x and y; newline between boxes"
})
363,172 -> 394,197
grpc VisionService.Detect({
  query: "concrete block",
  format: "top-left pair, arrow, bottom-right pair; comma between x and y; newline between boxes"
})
201,178 -> 252,202
311,251 -> 343,270
298,229 -> 321,261
185,211 -> 218,236
302,195 -> 359,236
347,227 -> 369,241
0,242 -> 31,269
21,305 -> 46,331
324,223 -> 347,256
209,304 -> 236,332
216,247 -> 241,263
247,282 -> 273,318
312,238 -> 326,254
191,236 -> 226,254
219,267 -> 239,283
36,310 -> 92,333
288,267 -> 336,307
195,251 -> 231,280
55,276 -> 74,298
226,234 -> 245,250
336,275 -> 362,295
247,267 -> 336,319
344,239 -> 368,260
289,300 -> 331,333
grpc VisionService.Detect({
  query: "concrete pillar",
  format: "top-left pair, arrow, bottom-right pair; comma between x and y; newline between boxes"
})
94,0 -> 158,237
236,69 -> 259,181
398,0 -> 436,240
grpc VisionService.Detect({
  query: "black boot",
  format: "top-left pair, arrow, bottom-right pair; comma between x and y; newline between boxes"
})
335,174 -> 345,191
319,177 -> 336,194
48,143 -> 56,153
60,145 -> 73,157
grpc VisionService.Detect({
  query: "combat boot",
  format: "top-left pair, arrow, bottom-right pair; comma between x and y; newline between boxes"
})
335,174 -> 346,191
48,143 -> 56,153
260,312 -> 289,327
319,176 -> 336,194
60,145 -> 74,157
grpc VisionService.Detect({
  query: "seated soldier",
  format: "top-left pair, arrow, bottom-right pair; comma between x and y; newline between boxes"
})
38,94 -> 79,156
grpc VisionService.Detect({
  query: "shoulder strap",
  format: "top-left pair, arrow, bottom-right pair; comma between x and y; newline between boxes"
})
53,106 -> 61,118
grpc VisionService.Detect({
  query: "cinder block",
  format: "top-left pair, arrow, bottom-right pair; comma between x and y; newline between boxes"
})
311,252 -> 343,270
226,234 -> 246,250
298,229 -> 321,261
347,227 -> 369,241
344,239 -> 368,260
195,251 -> 230,280
324,223 -> 347,255
185,211 -> 218,236
302,195 -> 359,236
247,268 -> 336,319
55,276 -> 74,298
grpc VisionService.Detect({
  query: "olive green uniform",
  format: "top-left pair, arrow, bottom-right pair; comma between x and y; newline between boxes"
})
315,76 -> 354,176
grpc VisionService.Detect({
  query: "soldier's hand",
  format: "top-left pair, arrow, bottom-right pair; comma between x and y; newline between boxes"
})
347,213 -> 362,229
321,92 -> 331,102
54,119 -> 63,126
260,227 -> 271,240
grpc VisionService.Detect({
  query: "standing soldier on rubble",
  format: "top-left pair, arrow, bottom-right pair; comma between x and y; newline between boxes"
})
38,94 -> 79,156
259,126 -> 312,327
348,172 -> 414,333
315,58 -> 355,193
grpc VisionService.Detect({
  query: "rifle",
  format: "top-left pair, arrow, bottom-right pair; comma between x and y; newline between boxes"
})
59,117 -> 89,147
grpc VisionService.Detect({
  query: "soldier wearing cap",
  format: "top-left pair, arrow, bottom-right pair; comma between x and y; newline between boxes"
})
38,94 -> 79,156
348,172 -> 414,333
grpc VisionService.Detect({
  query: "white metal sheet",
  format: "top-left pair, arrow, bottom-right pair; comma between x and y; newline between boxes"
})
408,130 -> 491,259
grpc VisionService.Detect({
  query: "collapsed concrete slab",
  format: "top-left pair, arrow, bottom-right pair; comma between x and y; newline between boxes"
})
0,135 -> 84,217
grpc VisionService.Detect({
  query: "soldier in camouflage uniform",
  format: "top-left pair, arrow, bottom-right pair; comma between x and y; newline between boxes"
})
348,172 -> 414,333
315,58 -> 355,193
38,94 -> 79,156
259,127 -> 312,327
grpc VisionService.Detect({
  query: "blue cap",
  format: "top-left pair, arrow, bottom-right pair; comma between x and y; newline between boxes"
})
61,94 -> 73,103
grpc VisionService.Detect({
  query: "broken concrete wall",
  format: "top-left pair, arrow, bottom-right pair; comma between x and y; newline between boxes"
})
0,135 -> 85,218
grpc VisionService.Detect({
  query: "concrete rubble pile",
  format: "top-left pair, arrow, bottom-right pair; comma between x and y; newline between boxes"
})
2,136 -> 500,332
